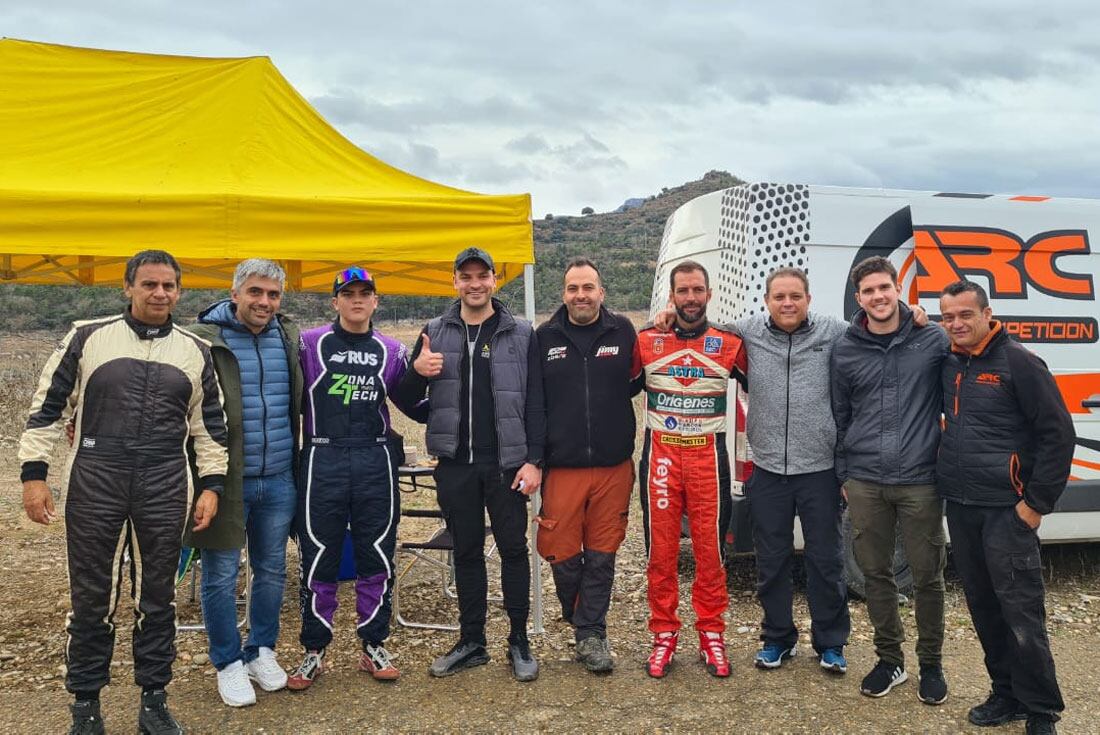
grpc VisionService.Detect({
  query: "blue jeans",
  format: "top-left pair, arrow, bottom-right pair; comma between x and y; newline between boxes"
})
200,468 -> 296,670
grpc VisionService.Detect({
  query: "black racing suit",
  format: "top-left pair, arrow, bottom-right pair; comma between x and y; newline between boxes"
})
19,310 -> 228,693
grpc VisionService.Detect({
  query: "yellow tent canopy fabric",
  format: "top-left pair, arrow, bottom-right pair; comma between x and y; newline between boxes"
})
0,39 -> 533,294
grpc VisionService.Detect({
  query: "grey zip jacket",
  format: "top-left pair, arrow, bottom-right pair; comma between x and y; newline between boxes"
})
734,312 -> 847,475
830,304 -> 949,485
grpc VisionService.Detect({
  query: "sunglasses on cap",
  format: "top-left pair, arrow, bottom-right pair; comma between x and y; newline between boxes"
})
332,266 -> 375,295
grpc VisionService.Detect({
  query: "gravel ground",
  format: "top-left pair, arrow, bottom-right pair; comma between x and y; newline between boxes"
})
0,466 -> 1098,734
2,329 -> 1099,733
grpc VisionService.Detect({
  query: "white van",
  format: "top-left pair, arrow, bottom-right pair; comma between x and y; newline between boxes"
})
653,182 -> 1100,565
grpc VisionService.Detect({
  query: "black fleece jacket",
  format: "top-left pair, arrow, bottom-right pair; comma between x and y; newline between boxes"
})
536,305 -> 643,468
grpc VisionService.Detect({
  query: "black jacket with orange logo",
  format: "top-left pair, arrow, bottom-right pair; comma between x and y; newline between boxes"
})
937,322 -> 1075,513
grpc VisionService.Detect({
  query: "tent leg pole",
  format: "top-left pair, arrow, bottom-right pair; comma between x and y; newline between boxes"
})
523,263 -> 544,635
523,263 -> 535,322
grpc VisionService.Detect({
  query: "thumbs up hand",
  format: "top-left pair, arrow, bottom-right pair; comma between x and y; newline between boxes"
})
413,333 -> 444,378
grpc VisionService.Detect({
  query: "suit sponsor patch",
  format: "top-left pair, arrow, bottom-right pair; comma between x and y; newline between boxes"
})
704,336 -> 722,354
329,350 -> 379,366
547,345 -> 567,361
596,345 -> 619,357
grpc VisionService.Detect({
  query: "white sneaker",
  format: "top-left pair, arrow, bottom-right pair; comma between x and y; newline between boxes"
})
247,647 -> 288,692
217,660 -> 257,707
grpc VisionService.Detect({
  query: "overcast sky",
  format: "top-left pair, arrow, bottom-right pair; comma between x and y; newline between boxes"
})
5,1 -> 1100,216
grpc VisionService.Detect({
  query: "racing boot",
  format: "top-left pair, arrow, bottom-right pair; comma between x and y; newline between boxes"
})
69,699 -> 105,735
287,649 -> 325,691
699,631 -> 731,678
137,689 -> 184,735
646,631 -> 678,678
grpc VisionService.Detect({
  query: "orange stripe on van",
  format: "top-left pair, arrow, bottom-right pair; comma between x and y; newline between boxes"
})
1009,195 -> 1050,202
1071,458 -> 1100,471
1069,474 -> 1082,481
1054,373 -> 1100,415
899,251 -> 918,303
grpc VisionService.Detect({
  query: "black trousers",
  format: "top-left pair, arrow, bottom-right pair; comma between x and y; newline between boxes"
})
434,461 -> 530,645
747,467 -> 850,652
296,443 -> 399,650
64,448 -> 189,693
946,501 -> 1064,718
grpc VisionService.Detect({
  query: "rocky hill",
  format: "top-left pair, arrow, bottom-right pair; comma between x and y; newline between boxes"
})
503,169 -> 743,313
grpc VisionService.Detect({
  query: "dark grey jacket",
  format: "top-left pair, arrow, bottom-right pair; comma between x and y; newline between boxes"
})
398,298 -> 545,470
830,304 -> 950,485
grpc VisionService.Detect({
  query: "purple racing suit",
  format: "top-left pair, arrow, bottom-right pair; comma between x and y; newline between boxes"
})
296,320 -> 422,649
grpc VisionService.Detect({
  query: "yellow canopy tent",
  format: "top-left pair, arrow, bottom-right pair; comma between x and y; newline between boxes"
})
0,39 -> 533,296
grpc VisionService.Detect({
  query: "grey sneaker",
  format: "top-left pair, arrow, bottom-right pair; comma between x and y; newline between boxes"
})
575,636 -> 614,673
429,640 -> 490,677
507,639 -> 539,682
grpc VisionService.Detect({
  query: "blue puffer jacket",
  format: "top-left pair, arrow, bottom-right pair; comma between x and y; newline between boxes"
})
199,300 -> 294,477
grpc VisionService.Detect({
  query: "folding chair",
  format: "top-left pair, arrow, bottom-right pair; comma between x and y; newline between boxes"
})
392,509 -> 501,631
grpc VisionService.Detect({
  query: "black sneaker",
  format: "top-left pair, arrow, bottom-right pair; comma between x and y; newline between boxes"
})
968,692 -> 1028,726
507,638 -> 539,682
1026,715 -> 1058,735
917,664 -> 948,705
429,640 -> 491,677
69,700 -> 105,735
137,689 -> 183,735
860,660 -> 908,697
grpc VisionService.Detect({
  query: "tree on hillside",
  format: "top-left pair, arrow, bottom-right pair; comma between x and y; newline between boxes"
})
581,206 -> 594,215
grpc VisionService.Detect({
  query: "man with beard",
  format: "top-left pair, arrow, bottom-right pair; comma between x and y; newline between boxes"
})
938,280 -> 1072,735
535,257 -> 643,673
636,260 -> 746,679
831,256 -> 950,703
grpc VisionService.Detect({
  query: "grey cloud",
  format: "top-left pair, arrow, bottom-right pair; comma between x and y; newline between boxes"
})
572,155 -> 628,171
505,133 -> 551,154
463,160 -> 540,186
312,92 -> 542,133
505,132 -> 617,164
5,0 -> 1100,216
360,140 -> 460,182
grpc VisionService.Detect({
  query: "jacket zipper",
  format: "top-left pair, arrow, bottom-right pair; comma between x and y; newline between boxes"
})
468,334 -> 475,464
1010,452 -> 1024,496
254,334 -> 268,476
583,354 -> 592,461
784,331 -> 792,474
954,356 -> 971,484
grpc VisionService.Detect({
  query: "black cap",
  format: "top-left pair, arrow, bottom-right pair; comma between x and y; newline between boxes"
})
453,247 -> 495,272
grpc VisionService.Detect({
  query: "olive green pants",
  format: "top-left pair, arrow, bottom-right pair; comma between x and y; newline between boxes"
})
846,479 -> 946,667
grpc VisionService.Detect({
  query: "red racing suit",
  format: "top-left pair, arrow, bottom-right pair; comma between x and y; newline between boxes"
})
635,321 -> 747,634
